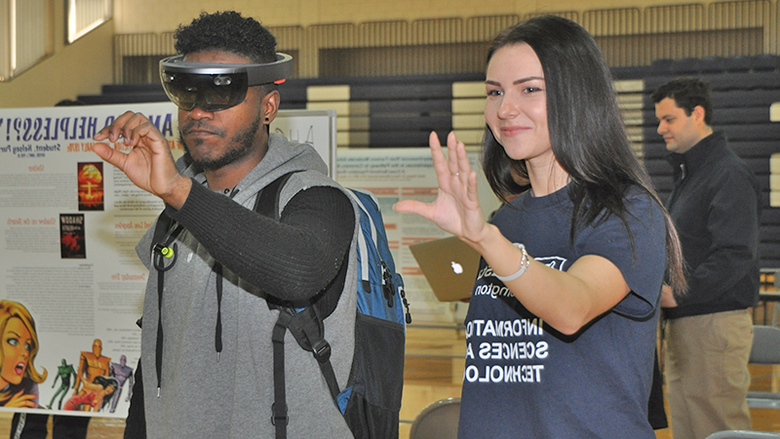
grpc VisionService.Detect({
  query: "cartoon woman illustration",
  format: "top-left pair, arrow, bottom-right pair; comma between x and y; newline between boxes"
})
64,375 -> 118,412
0,300 -> 47,408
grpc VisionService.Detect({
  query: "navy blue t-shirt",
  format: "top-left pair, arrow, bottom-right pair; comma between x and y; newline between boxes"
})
457,186 -> 665,439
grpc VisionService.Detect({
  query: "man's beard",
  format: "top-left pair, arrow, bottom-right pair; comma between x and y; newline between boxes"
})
180,117 -> 262,172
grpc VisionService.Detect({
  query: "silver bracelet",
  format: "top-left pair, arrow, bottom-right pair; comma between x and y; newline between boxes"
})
494,243 -> 531,282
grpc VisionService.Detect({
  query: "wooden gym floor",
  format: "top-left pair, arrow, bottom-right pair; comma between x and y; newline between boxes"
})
2,309 -> 778,438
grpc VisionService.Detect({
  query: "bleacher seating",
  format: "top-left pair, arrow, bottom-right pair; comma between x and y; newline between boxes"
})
78,56 -> 780,267
618,55 -> 780,268
293,73 -> 482,148
79,73 -> 482,148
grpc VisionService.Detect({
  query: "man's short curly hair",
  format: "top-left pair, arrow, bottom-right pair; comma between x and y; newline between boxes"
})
651,77 -> 713,126
174,11 -> 277,63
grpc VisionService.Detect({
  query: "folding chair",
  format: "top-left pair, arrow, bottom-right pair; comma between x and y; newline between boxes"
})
409,397 -> 461,439
705,431 -> 780,439
747,325 -> 780,409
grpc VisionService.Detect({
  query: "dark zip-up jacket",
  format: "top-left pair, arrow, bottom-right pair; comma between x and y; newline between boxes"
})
664,130 -> 761,319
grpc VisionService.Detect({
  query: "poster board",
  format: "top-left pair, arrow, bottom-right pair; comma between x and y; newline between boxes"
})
335,148 -> 500,323
0,100 -> 499,417
0,102 -> 336,417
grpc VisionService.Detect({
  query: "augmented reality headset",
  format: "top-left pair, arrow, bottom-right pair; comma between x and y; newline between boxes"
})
159,53 -> 293,112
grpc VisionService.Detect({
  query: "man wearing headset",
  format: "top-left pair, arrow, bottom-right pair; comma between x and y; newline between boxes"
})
93,11 -> 359,438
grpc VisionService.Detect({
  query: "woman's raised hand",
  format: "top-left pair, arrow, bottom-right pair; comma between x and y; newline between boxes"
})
393,131 -> 488,245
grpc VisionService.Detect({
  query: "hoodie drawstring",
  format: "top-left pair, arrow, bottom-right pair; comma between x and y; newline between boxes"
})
212,188 -> 240,361
152,224 -> 183,397
215,263 -> 224,361
151,187 -> 239,394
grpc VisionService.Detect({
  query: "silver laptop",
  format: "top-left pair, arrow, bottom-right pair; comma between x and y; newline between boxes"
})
409,236 -> 481,302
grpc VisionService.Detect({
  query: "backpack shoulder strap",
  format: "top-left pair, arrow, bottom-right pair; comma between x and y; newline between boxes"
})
253,172 -> 297,220
253,172 -> 341,439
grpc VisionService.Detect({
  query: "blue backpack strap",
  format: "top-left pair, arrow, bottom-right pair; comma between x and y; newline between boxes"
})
347,189 -> 411,324
254,172 -> 342,439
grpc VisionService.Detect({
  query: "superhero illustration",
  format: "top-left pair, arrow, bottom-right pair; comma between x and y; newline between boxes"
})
64,339 -> 112,412
49,359 -> 77,410
108,354 -> 133,413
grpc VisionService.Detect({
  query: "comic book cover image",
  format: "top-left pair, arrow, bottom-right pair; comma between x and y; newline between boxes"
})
77,162 -> 104,211
0,300 -> 134,413
0,300 -> 47,409
60,214 -> 86,259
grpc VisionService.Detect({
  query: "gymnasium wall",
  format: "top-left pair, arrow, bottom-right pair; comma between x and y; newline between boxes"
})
2,0 -> 780,107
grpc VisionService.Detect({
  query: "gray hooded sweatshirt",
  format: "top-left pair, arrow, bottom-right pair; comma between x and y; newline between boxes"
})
136,133 -> 359,438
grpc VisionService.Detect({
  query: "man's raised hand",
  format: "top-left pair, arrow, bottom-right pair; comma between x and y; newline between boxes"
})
93,111 -> 191,208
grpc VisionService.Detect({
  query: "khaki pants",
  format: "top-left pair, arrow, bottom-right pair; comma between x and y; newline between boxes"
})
664,309 -> 753,439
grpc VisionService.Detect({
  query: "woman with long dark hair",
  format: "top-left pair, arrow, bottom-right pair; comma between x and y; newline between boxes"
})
395,15 -> 685,438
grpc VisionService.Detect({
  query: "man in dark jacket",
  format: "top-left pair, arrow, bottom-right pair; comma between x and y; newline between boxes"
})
652,77 -> 760,439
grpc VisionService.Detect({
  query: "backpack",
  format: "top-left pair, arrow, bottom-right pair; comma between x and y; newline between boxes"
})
254,172 -> 412,439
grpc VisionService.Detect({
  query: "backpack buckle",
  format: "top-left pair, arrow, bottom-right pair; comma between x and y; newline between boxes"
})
381,262 -> 395,307
312,340 -> 332,363
271,403 -> 288,426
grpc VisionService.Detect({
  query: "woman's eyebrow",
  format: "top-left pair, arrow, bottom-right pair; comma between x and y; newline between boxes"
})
485,76 -> 545,86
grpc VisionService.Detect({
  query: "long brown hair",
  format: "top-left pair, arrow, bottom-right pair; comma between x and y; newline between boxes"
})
482,16 -> 687,296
